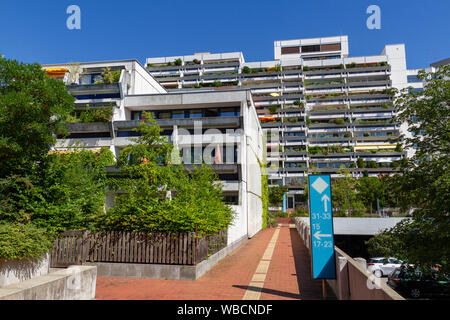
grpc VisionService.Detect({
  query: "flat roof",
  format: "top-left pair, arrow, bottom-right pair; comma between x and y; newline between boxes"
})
299,217 -> 409,236
430,58 -> 450,68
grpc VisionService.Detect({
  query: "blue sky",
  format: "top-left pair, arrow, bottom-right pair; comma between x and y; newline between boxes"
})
1,0 -> 449,69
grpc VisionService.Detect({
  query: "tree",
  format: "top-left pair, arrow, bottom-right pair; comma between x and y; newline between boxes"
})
97,112 -> 234,235
268,185 -> 288,206
0,56 -> 75,177
332,167 -> 366,217
0,57 -> 114,234
368,65 -> 450,273
356,176 -> 389,214
0,148 -> 115,232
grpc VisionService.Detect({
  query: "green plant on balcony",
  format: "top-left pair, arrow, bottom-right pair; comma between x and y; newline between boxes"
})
344,132 -> 351,138
346,62 -> 357,69
395,144 -> 403,152
101,67 -> 121,84
382,88 -> 396,96
193,59 -> 200,64
303,66 -> 310,71
357,158 -> 365,168
213,80 -> 223,87
365,160 -> 379,168
293,100 -> 304,107
307,146 -> 322,155
305,116 -> 312,126
242,66 -> 251,74
268,105 -> 279,113
71,106 -> 114,123
330,118 -> 346,125
363,133 -> 370,137
174,58 -> 182,66
286,117 -> 299,123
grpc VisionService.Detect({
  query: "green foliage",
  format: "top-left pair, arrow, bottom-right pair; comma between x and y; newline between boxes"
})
242,66 -> 251,74
0,223 -> 54,260
268,185 -> 288,206
0,148 -> 115,233
174,58 -> 182,66
68,107 -> 114,123
273,211 -> 288,218
366,229 -> 403,258
291,206 -> 309,217
369,65 -> 450,273
100,67 -> 121,84
0,56 -> 75,177
258,158 -> 269,229
332,167 -> 366,217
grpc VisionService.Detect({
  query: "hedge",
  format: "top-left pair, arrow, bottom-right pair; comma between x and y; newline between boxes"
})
0,223 -> 54,261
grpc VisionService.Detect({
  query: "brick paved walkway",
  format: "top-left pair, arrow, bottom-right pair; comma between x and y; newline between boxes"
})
95,223 -> 323,300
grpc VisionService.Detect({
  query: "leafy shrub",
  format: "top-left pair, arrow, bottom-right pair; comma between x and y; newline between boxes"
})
96,114 -> 234,236
273,211 -> 288,218
242,66 -> 251,74
78,107 -> 114,123
0,223 -> 54,260
268,105 -> 279,113
291,206 -> 309,217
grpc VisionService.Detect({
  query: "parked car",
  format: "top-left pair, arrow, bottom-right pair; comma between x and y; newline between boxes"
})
367,257 -> 403,277
387,266 -> 450,299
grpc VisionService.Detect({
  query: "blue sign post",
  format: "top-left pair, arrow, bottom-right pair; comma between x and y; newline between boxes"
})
308,175 -> 336,279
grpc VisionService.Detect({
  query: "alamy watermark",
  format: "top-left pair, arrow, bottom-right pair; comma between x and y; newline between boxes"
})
66,5 -> 81,30
366,5 -> 381,30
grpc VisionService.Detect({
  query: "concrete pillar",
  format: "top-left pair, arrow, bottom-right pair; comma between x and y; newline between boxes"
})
354,257 -> 367,270
337,256 -> 350,300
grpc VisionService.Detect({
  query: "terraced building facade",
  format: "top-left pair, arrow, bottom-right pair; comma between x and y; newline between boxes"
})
146,35 -> 412,210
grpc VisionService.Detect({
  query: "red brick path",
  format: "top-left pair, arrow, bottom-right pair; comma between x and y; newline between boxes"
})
95,224 -> 323,300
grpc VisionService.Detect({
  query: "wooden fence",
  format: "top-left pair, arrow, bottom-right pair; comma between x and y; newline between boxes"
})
51,230 -> 227,268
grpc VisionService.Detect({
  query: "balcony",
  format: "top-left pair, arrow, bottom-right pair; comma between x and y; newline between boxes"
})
114,116 -> 243,131
67,83 -> 122,100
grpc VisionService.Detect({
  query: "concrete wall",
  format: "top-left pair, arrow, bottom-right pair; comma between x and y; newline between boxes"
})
129,61 -> 167,95
293,218 -> 405,300
0,266 -> 97,300
0,253 -> 50,288
243,96 -> 264,238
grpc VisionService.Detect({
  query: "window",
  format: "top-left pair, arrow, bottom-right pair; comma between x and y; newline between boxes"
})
117,131 -> 141,137
320,43 -> 341,52
220,107 -> 239,117
301,45 -> 321,53
172,110 -> 185,119
281,46 -> 300,55
59,132 -> 111,139
204,108 -> 219,117
189,110 -> 203,118
158,111 -> 171,119
287,196 -> 295,209
73,93 -> 120,99
224,194 -> 239,205
407,75 -> 421,83
80,73 -> 102,85
408,88 -> 423,94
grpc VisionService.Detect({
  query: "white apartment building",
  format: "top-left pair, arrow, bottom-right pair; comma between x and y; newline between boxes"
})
146,35 -> 414,210
43,59 -> 264,245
